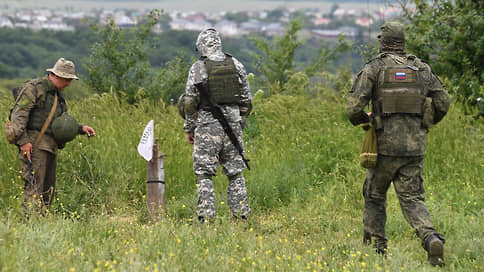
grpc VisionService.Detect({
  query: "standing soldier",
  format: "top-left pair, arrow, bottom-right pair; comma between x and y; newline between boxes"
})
9,58 -> 96,216
179,28 -> 252,223
345,21 -> 450,266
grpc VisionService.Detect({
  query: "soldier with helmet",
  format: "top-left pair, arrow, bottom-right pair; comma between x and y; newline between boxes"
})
179,28 -> 252,223
345,21 -> 450,266
9,58 -> 96,216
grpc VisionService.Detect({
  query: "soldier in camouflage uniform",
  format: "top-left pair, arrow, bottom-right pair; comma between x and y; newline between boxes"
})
10,58 -> 96,216
345,22 -> 450,266
181,28 -> 252,222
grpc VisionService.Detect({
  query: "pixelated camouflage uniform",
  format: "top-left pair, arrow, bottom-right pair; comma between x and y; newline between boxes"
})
346,22 -> 450,254
183,29 -> 252,220
10,76 -> 84,214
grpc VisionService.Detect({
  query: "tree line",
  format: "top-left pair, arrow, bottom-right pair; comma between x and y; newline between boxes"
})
0,0 -> 481,108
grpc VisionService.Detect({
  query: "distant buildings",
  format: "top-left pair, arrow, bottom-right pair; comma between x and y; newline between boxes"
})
0,6 -> 401,38
0,15 -> 13,28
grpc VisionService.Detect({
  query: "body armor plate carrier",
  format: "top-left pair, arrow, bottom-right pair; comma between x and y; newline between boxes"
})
201,54 -> 241,106
27,79 -> 66,136
377,64 -> 425,116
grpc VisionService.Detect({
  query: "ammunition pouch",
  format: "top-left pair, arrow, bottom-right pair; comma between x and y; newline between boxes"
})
381,90 -> 425,115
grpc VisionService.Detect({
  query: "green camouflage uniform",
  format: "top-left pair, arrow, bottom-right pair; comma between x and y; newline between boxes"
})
10,76 -> 83,213
346,23 -> 450,254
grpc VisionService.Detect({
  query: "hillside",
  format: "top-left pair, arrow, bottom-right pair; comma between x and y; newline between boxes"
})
0,83 -> 482,271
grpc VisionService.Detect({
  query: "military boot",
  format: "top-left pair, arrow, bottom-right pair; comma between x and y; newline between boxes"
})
425,234 -> 444,267
374,239 -> 388,258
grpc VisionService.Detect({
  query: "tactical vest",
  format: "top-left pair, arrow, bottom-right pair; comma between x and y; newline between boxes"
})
27,79 -> 66,136
376,55 -> 426,116
201,54 -> 241,106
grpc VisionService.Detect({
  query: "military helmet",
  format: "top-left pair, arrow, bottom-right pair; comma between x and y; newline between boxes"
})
378,21 -> 405,40
177,93 -> 198,120
51,112 -> 79,143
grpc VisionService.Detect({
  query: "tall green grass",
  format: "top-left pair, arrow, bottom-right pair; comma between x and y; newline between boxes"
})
0,84 -> 482,271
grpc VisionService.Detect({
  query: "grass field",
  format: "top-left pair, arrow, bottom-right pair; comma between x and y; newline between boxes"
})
0,77 -> 482,271
0,0 -> 382,12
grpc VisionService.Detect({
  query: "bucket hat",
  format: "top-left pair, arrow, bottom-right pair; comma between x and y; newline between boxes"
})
46,58 -> 79,80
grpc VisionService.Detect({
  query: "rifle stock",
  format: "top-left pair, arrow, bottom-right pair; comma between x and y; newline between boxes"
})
195,82 -> 251,170
27,159 -> 36,187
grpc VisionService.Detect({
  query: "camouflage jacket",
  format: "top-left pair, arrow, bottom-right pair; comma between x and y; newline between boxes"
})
183,54 -> 252,133
10,76 -> 82,154
346,53 -> 450,156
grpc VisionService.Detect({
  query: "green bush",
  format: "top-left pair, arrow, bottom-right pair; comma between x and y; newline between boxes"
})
402,0 -> 484,107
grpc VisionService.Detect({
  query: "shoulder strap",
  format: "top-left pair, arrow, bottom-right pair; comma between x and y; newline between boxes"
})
32,92 -> 58,151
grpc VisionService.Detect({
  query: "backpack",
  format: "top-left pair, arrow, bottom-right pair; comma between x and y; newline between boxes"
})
5,86 -> 23,144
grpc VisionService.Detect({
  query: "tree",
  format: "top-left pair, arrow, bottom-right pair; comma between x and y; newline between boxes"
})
251,19 -> 303,95
251,19 -> 349,96
399,0 -> 484,107
84,10 -> 161,104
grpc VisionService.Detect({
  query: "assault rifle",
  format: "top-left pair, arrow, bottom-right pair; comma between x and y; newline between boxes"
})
195,82 -> 251,170
27,159 -> 36,188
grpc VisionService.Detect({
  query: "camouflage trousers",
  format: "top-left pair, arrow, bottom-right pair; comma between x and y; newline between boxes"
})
19,149 -> 57,216
363,155 -> 443,251
193,121 -> 250,218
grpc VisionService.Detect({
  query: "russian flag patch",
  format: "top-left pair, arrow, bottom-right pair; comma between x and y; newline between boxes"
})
395,72 -> 406,80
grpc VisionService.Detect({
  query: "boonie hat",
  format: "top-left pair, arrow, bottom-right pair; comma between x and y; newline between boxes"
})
46,58 -> 79,80
377,21 -> 405,40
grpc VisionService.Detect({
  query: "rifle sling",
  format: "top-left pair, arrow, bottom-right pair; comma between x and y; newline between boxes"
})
33,93 -> 58,151
196,83 -> 250,170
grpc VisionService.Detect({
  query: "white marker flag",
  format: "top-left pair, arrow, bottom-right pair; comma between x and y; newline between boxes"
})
137,120 -> 154,161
